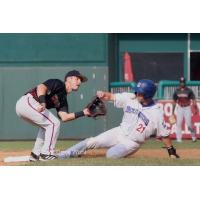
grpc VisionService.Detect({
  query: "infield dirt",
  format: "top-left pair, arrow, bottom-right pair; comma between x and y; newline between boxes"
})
1,148 -> 200,166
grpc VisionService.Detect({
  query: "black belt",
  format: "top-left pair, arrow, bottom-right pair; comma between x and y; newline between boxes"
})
28,92 -> 39,102
179,104 -> 190,107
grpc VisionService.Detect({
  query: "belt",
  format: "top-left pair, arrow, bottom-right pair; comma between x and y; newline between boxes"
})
26,90 -> 39,102
179,104 -> 190,107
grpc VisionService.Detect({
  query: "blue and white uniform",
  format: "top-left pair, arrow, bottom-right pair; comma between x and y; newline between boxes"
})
59,92 -> 170,159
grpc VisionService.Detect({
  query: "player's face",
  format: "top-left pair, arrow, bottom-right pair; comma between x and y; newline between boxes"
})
70,76 -> 81,91
136,93 -> 145,103
180,82 -> 185,88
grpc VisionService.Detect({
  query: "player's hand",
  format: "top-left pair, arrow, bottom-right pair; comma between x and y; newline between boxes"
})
83,108 -> 91,116
193,105 -> 198,115
168,114 -> 176,125
194,109 -> 198,115
37,103 -> 46,113
96,91 -> 105,99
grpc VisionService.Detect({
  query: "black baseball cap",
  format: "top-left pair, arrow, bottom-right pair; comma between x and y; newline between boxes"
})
65,70 -> 88,82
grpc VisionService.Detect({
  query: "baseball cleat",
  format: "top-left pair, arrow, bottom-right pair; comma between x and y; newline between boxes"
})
29,152 -> 40,162
192,138 -> 197,142
39,153 -> 57,161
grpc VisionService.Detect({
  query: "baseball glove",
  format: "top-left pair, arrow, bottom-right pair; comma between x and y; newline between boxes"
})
86,96 -> 107,118
168,114 -> 176,125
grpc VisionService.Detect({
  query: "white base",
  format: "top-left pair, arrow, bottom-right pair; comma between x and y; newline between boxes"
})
4,156 -> 30,163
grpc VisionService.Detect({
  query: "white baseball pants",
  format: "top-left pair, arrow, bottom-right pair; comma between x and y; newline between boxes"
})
16,94 -> 60,155
59,126 -> 141,159
176,105 -> 196,141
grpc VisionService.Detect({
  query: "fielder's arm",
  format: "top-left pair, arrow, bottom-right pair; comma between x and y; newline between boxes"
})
37,84 -> 47,97
36,84 -> 48,112
96,91 -> 115,101
58,108 -> 90,122
172,91 -> 178,114
172,101 -> 177,114
192,99 -> 198,114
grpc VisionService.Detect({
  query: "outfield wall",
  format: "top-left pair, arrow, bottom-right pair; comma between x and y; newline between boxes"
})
158,100 -> 200,139
0,66 -> 108,140
0,34 -> 109,140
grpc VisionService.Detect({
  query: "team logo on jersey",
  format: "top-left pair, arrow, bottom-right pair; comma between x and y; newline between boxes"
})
177,94 -> 188,97
125,106 -> 149,126
126,106 -> 139,114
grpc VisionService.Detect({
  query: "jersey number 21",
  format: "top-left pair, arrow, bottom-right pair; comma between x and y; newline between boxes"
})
136,123 -> 146,133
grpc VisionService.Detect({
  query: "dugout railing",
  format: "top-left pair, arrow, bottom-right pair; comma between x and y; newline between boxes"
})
110,81 -> 200,100
110,82 -> 136,93
158,80 -> 200,99
110,82 -> 159,99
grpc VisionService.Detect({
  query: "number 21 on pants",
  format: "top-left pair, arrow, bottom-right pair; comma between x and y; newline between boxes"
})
136,123 -> 146,133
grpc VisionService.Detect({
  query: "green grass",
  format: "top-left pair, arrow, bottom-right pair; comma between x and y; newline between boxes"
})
0,140 -> 77,151
1,139 -> 200,166
142,139 -> 200,149
23,157 -> 200,166
0,139 -> 198,151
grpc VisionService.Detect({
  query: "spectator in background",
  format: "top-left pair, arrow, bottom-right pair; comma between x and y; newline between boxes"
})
172,77 -> 198,142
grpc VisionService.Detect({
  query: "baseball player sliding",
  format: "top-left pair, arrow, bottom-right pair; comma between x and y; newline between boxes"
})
16,70 -> 90,161
172,77 -> 198,142
58,79 -> 179,159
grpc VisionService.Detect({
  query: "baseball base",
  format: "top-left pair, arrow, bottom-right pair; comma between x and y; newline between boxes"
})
4,156 -> 30,163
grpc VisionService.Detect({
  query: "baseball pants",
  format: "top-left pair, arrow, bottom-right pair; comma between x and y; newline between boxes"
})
176,105 -> 196,141
59,126 -> 141,159
16,93 -> 60,155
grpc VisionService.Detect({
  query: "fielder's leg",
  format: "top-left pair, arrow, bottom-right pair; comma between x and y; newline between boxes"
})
184,106 -> 197,142
30,127 -> 45,161
39,112 -> 61,155
16,94 -> 60,157
176,106 -> 184,142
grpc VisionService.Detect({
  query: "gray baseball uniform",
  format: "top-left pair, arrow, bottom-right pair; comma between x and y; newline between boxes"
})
16,79 -> 68,156
173,86 -> 196,142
